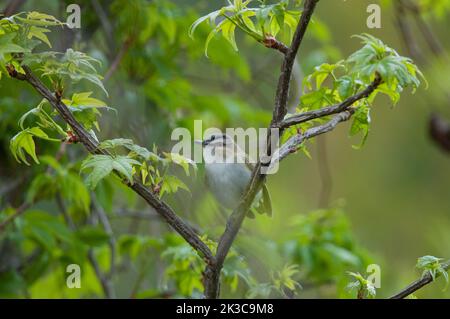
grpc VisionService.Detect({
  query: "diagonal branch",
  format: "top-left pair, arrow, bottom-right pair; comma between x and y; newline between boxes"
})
104,37 -> 133,81
390,260 -> 450,299
10,65 -> 214,264
280,74 -> 382,129
275,110 -> 355,164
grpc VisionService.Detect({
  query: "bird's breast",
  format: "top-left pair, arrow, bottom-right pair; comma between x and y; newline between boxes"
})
205,162 -> 251,209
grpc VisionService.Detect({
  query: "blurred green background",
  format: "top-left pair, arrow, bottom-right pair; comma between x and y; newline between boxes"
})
0,0 -> 449,299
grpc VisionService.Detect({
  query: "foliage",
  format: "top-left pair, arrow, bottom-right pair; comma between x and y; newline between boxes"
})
190,0 -> 302,56
346,271 -> 376,299
416,255 -> 449,290
280,207 -> 372,291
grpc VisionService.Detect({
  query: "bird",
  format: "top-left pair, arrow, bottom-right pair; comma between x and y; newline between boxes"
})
195,134 -> 272,218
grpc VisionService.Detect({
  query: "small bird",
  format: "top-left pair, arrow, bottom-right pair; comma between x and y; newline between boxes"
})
195,134 -> 272,218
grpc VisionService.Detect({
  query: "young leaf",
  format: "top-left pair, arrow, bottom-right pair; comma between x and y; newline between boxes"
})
160,175 -> 190,197
64,92 -> 107,108
81,155 -> 141,189
10,127 -> 49,165
27,26 -> 51,47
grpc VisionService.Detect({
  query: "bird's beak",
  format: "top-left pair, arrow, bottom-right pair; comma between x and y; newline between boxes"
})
194,139 -> 204,146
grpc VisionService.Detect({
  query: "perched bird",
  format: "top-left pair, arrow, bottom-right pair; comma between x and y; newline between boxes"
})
195,134 -> 272,218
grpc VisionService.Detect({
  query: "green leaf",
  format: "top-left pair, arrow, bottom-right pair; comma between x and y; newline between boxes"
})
26,174 -> 55,203
160,175 -> 190,197
112,156 -> 141,184
350,104 -> 371,149
336,76 -> 354,99
59,173 -> 91,214
221,19 -> 238,51
81,155 -> 141,189
80,155 -> 115,189
164,152 -> 197,176
28,26 -> 51,47
189,14 -> 210,39
64,92 -> 107,108
15,11 -> 64,27
322,243 -> 361,266
39,49 -> 108,96
10,127 -> 49,165
416,255 -> 443,269
204,29 -> 218,58
99,138 -> 159,161
99,138 -> 134,150
346,271 -> 376,298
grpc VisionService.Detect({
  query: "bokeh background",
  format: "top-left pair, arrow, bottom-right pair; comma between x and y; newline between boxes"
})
0,0 -> 449,298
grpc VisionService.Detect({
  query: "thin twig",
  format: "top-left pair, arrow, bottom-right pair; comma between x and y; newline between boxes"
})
280,75 -> 382,129
104,38 -> 133,81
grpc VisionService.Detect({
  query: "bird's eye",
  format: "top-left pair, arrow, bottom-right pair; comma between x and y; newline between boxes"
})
210,135 -> 216,141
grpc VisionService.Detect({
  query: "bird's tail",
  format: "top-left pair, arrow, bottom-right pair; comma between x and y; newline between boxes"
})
252,184 -> 272,217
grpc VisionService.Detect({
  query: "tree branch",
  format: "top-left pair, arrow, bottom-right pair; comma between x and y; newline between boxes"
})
10,65 -> 215,265
203,0 -> 320,299
271,0 -> 320,124
104,37 -> 133,81
275,110 -> 354,164
280,74 -> 382,129
390,260 -> 450,299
